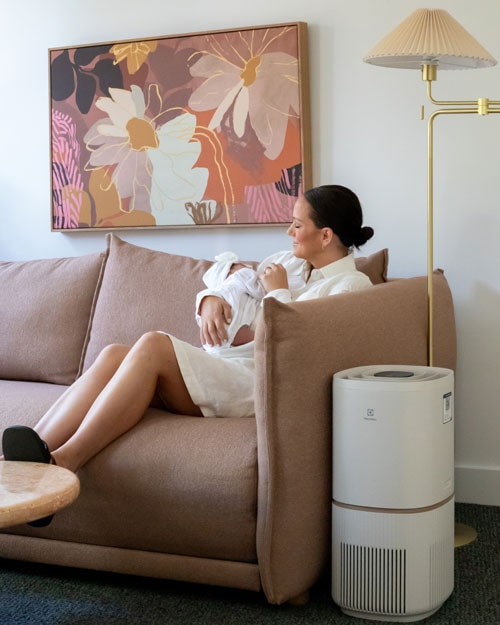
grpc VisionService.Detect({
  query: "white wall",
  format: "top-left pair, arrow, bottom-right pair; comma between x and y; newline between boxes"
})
1,0 -> 499,504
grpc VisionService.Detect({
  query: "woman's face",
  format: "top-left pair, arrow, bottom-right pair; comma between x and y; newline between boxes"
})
287,195 -> 326,264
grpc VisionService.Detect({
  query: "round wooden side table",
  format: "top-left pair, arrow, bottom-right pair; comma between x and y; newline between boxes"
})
0,461 -> 80,528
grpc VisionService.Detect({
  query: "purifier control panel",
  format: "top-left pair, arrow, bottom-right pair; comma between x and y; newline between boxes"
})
443,391 -> 453,423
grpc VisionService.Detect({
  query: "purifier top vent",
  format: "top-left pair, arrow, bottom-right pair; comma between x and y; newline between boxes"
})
335,364 -> 452,385
374,370 -> 414,378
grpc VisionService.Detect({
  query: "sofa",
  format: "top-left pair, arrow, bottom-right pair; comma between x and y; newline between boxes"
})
0,233 -> 456,605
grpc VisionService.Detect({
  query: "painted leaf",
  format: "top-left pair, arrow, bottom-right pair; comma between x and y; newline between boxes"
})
94,58 -> 123,96
51,50 -> 75,101
75,71 -> 96,114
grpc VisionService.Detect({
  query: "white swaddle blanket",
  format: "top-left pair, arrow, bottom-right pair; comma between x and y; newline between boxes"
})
200,252 -> 265,354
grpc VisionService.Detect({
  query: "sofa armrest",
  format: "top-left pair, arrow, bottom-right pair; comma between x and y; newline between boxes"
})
253,272 -> 456,604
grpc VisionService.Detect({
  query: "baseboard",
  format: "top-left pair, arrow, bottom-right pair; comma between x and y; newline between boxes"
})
455,465 -> 500,505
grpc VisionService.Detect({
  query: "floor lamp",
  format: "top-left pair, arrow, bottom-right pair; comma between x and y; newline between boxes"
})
363,8 -> 500,367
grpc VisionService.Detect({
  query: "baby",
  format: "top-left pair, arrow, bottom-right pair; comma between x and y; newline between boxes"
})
196,252 -> 266,353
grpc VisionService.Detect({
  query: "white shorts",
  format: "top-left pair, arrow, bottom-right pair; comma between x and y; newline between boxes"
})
158,333 -> 255,418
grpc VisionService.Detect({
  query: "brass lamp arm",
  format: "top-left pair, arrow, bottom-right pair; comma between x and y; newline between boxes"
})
424,67 -> 500,110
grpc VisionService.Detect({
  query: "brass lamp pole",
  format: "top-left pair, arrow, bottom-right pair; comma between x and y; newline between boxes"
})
423,70 -> 500,365
363,9 -> 499,366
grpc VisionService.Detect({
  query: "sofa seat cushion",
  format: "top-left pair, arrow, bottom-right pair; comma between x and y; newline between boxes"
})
0,253 -> 104,385
0,380 -> 68,428
3,409 -> 258,563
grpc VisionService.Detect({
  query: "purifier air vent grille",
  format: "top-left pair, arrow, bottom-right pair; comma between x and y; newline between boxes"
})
430,538 -> 454,606
338,543 -> 407,615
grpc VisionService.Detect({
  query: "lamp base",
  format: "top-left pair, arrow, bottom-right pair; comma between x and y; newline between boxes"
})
454,522 -> 477,547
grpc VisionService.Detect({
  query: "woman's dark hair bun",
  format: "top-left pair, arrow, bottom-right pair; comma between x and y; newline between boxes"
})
304,185 -> 374,249
355,225 -> 375,247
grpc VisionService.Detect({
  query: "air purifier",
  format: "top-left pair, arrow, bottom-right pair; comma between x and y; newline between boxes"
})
331,365 -> 454,622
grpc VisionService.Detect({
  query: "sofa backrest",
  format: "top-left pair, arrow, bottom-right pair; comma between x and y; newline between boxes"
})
0,252 -> 104,385
0,233 -> 389,384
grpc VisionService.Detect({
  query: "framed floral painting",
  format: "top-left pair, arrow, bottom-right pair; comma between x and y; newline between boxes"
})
49,22 -> 311,230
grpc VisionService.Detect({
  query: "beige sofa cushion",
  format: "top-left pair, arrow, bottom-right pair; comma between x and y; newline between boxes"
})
355,248 -> 388,284
0,253 -> 104,385
81,234 -> 212,373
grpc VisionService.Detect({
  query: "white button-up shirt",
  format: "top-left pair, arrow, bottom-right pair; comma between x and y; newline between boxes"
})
257,250 -> 372,303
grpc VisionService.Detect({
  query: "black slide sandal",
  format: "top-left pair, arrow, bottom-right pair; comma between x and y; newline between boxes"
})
2,426 -> 55,526
2,425 -> 51,463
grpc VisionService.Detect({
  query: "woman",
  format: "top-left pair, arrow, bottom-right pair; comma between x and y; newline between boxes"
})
2,185 -> 374,483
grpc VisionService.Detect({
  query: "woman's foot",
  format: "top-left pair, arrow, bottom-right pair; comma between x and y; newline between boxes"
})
2,426 -> 55,526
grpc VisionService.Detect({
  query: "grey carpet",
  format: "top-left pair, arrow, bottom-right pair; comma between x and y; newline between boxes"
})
0,503 -> 498,625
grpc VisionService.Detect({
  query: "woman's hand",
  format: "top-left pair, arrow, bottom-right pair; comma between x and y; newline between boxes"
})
260,263 -> 288,293
199,295 -> 233,346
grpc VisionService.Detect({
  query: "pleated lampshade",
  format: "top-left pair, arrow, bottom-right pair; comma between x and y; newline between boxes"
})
363,8 -> 497,70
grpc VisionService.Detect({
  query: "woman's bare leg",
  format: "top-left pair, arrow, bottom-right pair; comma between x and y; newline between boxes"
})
35,344 -> 131,451
51,332 -> 201,473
